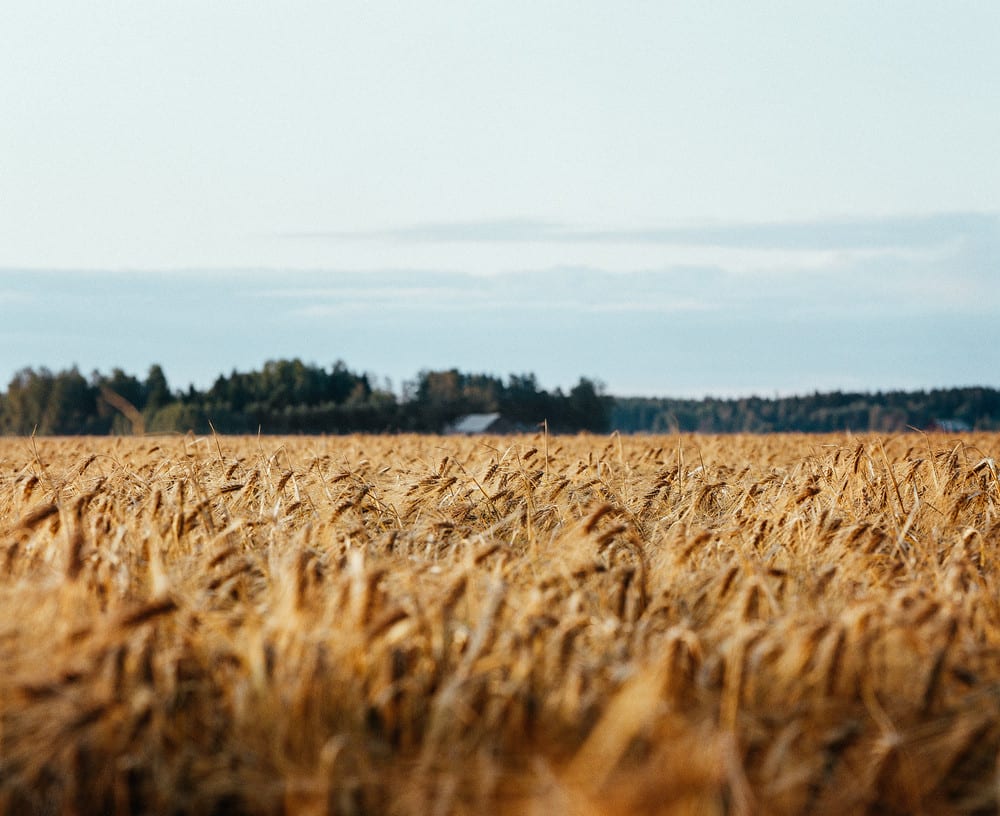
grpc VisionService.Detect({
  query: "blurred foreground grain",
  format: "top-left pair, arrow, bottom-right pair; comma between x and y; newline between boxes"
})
2,432 -> 999,815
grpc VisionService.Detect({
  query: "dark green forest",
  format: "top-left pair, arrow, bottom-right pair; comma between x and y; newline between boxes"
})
0,361 -> 610,436
0,359 -> 997,436
613,389 -> 1000,433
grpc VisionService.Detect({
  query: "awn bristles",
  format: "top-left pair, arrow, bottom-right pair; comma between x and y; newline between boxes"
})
1,431 -> 998,814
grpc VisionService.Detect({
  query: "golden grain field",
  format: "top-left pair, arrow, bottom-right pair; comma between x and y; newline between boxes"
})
2,432 -> 1000,815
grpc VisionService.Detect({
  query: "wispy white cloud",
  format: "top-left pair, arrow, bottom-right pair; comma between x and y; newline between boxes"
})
289,211 -> 997,252
261,265 -> 730,319
253,222 -> 999,323
1,210 -> 997,397
270,212 -> 997,280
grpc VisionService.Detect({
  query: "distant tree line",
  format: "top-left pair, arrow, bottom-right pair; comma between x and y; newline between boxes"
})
613,388 -> 1000,434
0,360 -> 612,436
2,361 -> 997,436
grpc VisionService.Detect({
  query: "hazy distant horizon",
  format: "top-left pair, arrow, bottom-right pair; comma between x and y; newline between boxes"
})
2,218 -> 998,399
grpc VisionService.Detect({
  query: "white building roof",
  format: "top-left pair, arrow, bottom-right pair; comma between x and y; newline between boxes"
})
449,412 -> 502,434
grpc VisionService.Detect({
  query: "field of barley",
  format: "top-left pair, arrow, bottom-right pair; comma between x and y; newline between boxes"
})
1,431 -> 1000,815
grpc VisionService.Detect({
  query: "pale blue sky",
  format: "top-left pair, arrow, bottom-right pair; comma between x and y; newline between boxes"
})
1,3 -> 998,396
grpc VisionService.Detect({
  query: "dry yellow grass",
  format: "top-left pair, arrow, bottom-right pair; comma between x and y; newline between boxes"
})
1,431 -> 999,814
